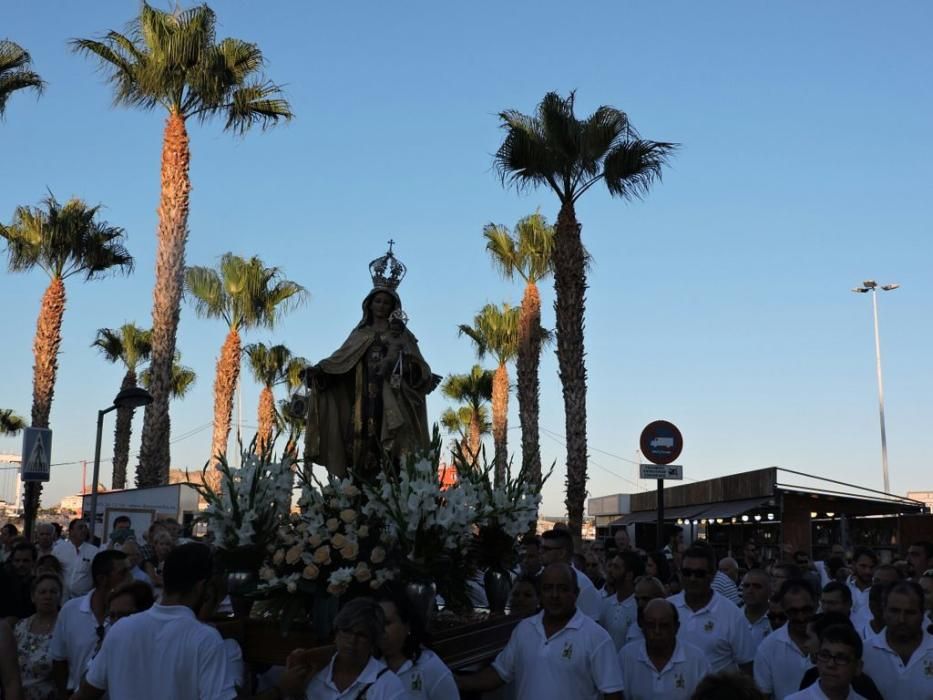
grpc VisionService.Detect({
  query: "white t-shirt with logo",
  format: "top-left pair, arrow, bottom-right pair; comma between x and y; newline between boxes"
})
393,648 -> 456,699
492,609 -> 624,700
618,638 -> 710,700
668,590 -> 756,672
861,629 -> 933,700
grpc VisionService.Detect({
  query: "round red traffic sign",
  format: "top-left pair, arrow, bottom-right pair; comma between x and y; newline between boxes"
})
639,420 -> 683,465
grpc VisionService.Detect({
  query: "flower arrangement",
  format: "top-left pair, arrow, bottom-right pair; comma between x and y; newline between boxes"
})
192,445 -> 295,562
257,473 -> 397,600
360,441 -> 479,609
452,446 -> 551,573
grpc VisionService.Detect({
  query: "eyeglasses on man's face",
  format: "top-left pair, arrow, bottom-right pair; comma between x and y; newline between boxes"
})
816,649 -> 854,666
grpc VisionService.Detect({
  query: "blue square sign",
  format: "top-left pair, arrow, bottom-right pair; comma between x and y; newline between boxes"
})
21,427 -> 52,482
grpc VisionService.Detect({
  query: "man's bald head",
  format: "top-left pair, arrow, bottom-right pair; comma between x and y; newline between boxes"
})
718,556 -> 739,582
644,598 -> 678,624
541,562 -> 578,591
642,598 -> 679,651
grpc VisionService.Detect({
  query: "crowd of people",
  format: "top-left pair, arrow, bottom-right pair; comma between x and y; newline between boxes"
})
468,527 -> 933,700
0,515 -> 930,699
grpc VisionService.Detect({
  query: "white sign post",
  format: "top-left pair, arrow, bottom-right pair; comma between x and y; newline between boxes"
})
639,464 -> 684,481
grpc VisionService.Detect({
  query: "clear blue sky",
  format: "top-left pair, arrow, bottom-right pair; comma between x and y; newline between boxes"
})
2,1 -> 931,516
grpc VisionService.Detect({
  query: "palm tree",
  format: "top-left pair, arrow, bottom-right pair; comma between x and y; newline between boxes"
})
185,253 -> 305,480
440,405 -> 491,461
483,212 -> 555,487
494,91 -> 675,539
0,40 -> 44,117
0,194 -> 133,535
278,356 -> 309,460
92,324 -> 152,489
458,304 -> 519,484
73,3 -> 294,486
440,365 -> 494,465
243,342 -> 293,455
0,409 -> 26,435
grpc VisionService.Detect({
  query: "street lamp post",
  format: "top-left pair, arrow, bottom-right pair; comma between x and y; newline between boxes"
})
88,387 -> 153,540
851,280 -> 899,493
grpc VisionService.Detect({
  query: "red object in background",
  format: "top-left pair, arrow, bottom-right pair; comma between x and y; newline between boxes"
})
438,463 -> 458,489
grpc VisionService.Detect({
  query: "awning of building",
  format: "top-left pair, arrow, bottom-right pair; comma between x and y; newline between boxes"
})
610,504 -> 709,527
697,498 -> 771,520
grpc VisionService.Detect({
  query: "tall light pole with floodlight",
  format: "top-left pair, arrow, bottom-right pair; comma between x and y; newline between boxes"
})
851,280 -> 899,493
88,387 -> 153,539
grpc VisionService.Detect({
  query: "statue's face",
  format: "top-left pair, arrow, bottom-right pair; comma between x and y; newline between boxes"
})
369,292 -> 394,321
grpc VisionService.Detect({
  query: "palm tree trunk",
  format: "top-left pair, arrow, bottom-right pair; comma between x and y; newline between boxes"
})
110,370 -> 137,490
491,363 -> 509,485
24,277 -> 66,538
552,201 -> 588,543
209,328 -> 242,483
468,410 -> 481,465
256,385 -> 276,455
517,280 -> 543,487
138,111 -> 191,487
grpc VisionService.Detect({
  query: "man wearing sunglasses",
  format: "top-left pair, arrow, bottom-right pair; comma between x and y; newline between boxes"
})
668,545 -> 755,674
754,579 -> 816,699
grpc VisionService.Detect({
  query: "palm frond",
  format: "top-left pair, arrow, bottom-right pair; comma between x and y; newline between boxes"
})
222,80 -> 294,135
91,328 -> 124,363
244,341 -> 293,388
0,39 -> 44,116
184,264 -> 227,322
441,365 -> 494,412
0,409 -> 26,436
459,303 -> 519,366
601,139 -> 678,201
140,351 -> 195,399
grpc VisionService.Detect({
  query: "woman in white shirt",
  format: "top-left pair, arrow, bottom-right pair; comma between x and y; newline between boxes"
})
304,598 -> 405,700
377,587 -> 457,699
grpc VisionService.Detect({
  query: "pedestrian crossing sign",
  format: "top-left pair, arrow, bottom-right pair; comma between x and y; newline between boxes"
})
21,427 -> 52,482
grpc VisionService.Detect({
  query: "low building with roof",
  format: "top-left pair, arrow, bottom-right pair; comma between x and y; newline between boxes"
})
590,466 -> 930,562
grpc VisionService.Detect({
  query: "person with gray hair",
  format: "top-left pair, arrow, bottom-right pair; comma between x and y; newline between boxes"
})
35,523 -> 56,558
303,597 -> 406,699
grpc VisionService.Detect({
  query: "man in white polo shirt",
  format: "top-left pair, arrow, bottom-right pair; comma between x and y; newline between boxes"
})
754,579 -> 817,699
72,542 -> 311,700
861,580 -> 933,700
456,563 -> 624,699
51,549 -> 130,697
52,519 -> 99,600
619,598 -> 710,699
668,545 -> 755,674
847,547 -> 876,628
741,569 -> 773,652
599,551 -> 643,650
